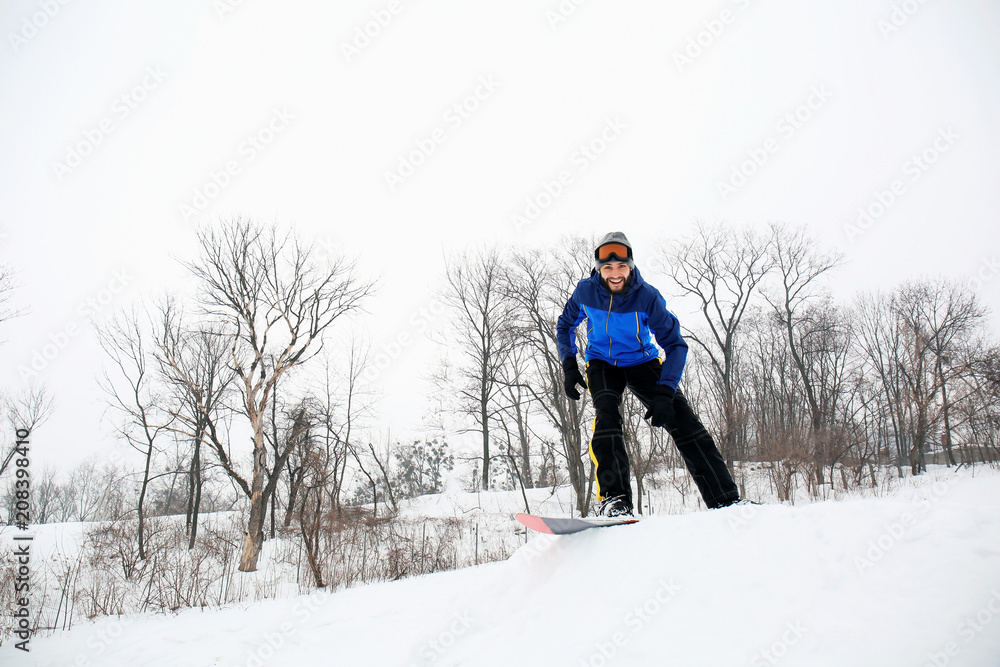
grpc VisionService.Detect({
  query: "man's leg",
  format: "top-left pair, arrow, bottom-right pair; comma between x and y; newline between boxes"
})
585,359 -> 632,509
627,360 -> 740,509
669,390 -> 740,507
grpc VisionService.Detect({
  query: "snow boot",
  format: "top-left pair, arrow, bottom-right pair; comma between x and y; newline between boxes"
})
598,494 -> 634,518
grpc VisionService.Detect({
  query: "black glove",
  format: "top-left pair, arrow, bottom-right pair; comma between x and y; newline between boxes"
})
644,385 -> 675,428
562,357 -> 587,401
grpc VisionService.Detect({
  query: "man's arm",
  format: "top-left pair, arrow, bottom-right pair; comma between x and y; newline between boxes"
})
556,286 -> 586,361
646,288 -> 688,390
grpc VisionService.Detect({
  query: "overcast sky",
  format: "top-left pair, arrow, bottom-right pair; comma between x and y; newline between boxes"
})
1,0 -> 998,473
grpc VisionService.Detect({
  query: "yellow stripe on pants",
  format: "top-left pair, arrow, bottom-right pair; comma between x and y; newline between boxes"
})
585,361 -> 604,502
589,418 -> 603,502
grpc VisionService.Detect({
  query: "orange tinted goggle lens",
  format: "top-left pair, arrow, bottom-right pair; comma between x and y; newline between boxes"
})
597,243 -> 630,260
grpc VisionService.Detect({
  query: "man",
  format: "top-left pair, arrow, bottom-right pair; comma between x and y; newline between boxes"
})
556,232 -> 741,517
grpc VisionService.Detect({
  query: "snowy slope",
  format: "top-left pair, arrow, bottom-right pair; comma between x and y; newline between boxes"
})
7,470 -> 1000,667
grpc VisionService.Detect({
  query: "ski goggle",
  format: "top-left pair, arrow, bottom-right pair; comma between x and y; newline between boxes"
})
596,243 -> 631,262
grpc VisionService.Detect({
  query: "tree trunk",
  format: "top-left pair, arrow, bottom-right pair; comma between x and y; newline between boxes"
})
270,487 -> 276,539
784,313 -> 823,434
635,470 -> 645,516
937,357 -> 957,467
137,448 -> 152,561
300,488 -> 325,588
283,466 -> 302,529
481,394 -> 490,491
558,401 -> 589,517
239,423 -> 267,572
368,442 -> 397,512
186,436 -> 203,550
163,472 -> 178,518
514,391 -> 532,489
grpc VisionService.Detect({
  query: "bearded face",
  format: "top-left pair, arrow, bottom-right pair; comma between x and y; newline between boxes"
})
599,261 -> 630,294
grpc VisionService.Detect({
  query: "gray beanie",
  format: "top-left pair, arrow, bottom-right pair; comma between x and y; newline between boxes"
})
594,231 -> 635,269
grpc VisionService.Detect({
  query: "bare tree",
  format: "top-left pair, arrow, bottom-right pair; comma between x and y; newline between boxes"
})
293,348 -> 367,523
893,280 -> 986,472
489,332 -> 537,508
151,298 -> 236,549
740,309 -> 812,493
350,436 -> 397,518
30,466 -> 61,524
766,224 -> 843,434
655,223 -> 771,461
492,328 -> 539,494
440,246 -> 511,491
97,309 -> 175,560
789,298 -> 857,491
281,395 -> 312,530
294,414 -> 331,588
962,347 -> 1000,464
856,280 -> 988,474
503,238 -> 595,515
743,288 -> 856,493
307,338 -> 389,517
856,290 -> 910,473
185,217 -> 373,572
61,458 -> 129,522
284,349 -> 365,556
0,263 -> 24,340
4,384 -> 54,432
917,280 -> 987,466
0,385 -> 55,477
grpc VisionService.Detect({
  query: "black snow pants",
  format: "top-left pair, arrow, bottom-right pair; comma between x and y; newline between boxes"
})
586,358 -> 739,509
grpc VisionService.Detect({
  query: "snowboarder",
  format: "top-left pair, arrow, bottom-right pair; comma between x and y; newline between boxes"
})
557,232 -> 742,517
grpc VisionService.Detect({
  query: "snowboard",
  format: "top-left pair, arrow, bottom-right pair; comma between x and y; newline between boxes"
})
515,512 -> 641,535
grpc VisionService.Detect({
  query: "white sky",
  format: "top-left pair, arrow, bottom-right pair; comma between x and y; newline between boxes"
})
1,0 -> 998,472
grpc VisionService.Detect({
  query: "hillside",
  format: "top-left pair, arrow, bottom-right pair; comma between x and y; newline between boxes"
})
5,470 -> 1000,666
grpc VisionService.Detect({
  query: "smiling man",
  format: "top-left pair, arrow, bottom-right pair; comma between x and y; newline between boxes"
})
556,232 -> 742,517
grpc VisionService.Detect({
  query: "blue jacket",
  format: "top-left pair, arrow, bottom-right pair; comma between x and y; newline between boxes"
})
556,267 -> 688,390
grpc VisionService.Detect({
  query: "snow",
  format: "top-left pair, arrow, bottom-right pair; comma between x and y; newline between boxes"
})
5,469 -> 1000,666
